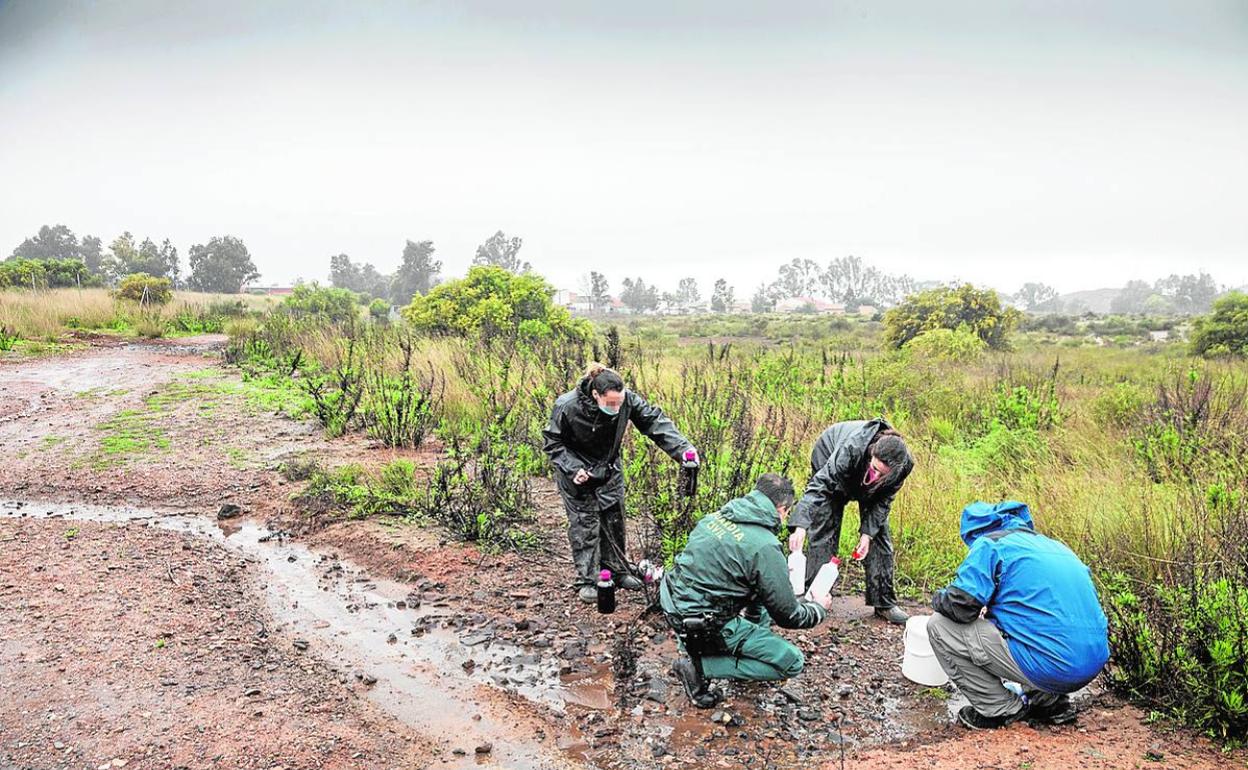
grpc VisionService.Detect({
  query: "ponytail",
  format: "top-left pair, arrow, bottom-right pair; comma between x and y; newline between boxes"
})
585,362 -> 625,395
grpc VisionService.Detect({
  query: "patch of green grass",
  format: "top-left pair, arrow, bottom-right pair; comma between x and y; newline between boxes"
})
74,387 -> 129,400
921,687 -> 951,701
166,369 -> 313,419
224,446 -> 250,469
40,435 -> 67,449
63,527 -> 79,540
4,339 -> 86,358
91,408 -> 170,467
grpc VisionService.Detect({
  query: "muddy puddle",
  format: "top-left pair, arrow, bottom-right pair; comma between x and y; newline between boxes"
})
0,500 -> 591,770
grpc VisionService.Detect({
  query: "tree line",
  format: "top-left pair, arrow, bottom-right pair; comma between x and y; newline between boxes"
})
6,224 -> 258,293
1011,273 -> 1226,316
579,255 -> 917,315
9,223 -> 1234,320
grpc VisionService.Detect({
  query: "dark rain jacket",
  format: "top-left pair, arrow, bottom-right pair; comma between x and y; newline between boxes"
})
789,419 -> 914,539
659,490 -> 827,629
542,376 -> 691,510
931,501 -> 1110,693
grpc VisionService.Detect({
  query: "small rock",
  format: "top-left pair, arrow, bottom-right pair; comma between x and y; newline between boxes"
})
361,674 -> 377,686
243,688 -> 261,697
797,708 -> 821,722
474,743 -> 493,755
216,503 -> 242,520
292,639 -> 309,651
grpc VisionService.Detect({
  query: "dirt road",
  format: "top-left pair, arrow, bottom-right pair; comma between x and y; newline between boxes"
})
1,338 -> 1242,769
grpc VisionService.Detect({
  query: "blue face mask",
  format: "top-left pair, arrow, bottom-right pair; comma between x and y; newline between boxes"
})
598,403 -> 620,416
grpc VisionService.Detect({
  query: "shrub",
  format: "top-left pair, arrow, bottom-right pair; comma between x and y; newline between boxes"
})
402,265 -> 591,343
902,326 -> 987,362
278,284 -> 361,324
1092,381 -> 1148,429
0,258 -> 99,289
368,298 -> 391,322
0,325 -> 16,351
133,310 -> 166,338
297,461 -> 420,519
414,422 -> 536,550
1192,292 -> 1248,358
300,334 -> 367,437
1105,571 -> 1248,742
362,332 -> 444,449
115,273 -> 174,305
883,284 -> 1020,350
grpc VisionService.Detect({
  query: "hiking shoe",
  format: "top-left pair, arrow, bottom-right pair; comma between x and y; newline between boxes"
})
577,586 -> 597,604
873,606 -> 909,625
672,658 -> 722,709
617,573 -> 644,590
957,705 -> 1025,730
1027,695 -> 1078,726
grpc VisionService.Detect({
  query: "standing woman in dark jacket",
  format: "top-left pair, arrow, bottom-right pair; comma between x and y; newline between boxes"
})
543,364 -> 696,603
788,419 -> 914,624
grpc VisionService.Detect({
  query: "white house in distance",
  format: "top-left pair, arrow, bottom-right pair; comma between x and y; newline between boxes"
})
554,289 -> 594,313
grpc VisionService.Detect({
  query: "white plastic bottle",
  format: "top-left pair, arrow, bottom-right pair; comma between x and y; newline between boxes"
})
787,551 -> 807,595
805,557 -> 841,603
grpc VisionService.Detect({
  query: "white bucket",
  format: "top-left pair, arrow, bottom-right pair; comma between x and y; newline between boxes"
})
901,615 -> 949,687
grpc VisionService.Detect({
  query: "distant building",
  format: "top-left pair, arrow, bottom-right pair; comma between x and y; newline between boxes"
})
1149,330 -> 1171,342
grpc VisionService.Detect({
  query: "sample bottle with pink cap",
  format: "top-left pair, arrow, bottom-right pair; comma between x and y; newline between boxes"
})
596,569 -> 616,614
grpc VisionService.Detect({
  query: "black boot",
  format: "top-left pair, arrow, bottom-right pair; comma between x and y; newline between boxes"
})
672,658 -> 722,709
956,704 -> 1025,730
873,606 -> 909,625
1027,695 -> 1078,725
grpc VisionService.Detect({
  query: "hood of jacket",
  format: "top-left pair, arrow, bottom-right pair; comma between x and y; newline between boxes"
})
719,489 -> 783,533
959,500 -> 1035,546
813,418 -> 914,496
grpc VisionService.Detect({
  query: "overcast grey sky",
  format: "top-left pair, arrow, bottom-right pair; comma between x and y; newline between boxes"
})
2,1 -> 1245,294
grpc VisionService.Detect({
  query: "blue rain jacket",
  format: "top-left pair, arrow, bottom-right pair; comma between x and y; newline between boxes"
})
931,501 -> 1109,693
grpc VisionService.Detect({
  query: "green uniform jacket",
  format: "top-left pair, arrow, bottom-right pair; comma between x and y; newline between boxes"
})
660,490 -> 828,629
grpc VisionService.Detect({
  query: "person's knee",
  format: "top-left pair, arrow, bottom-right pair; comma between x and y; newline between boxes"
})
775,643 -> 805,678
926,613 -> 956,654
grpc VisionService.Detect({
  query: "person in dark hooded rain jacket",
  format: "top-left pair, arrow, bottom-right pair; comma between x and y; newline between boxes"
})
660,473 -> 831,705
788,419 -> 914,624
543,363 -> 695,603
929,501 -> 1109,729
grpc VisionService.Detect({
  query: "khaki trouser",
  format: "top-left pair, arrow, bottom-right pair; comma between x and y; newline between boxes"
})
927,614 -> 1062,718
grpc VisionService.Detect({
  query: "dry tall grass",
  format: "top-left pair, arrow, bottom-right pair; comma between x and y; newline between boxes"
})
0,288 -> 275,340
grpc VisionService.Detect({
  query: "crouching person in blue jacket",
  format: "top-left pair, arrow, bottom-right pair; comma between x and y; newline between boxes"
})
929,501 -> 1109,730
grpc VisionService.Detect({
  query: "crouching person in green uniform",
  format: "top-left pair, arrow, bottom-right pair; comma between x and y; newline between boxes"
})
660,473 -> 832,707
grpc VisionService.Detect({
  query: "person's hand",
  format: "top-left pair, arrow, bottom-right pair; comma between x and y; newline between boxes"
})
853,534 -> 871,560
788,527 -> 806,554
814,591 -> 834,611
573,468 -> 590,485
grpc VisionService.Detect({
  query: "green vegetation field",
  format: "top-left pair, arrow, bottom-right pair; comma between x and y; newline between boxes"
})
4,275 -> 1247,744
